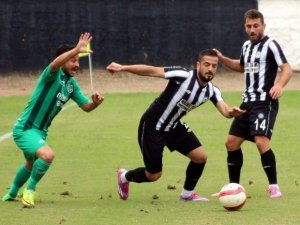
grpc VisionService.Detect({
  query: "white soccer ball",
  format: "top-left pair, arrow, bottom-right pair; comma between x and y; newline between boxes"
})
218,183 -> 247,211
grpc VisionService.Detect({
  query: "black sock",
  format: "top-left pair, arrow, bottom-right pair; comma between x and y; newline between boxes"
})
261,149 -> 277,184
227,149 -> 243,183
125,167 -> 150,183
183,161 -> 205,191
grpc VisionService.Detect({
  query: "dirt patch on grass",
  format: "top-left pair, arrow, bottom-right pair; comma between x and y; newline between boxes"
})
0,69 -> 299,96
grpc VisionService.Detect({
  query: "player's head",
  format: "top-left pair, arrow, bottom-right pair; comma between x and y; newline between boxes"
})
196,49 -> 218,84
244,9 -> 265,43
55,44 -> 80,77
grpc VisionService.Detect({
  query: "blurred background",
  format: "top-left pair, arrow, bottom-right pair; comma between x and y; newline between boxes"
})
0,0 -> 299,73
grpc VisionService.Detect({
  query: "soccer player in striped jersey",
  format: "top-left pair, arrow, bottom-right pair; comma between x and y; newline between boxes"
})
214,9 -> 292,198
107,49 -> 246,201
2,33 -> 104,207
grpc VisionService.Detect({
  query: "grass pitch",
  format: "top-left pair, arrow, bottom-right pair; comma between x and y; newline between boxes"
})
0,91 -> 299,225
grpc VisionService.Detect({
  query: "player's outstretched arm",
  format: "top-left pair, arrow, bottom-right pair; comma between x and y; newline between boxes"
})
106,62 -> 165,78
213,48 -> 244,73
216,101 -> 246,118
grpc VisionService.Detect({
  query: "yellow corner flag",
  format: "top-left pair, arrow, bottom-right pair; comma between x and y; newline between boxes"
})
79,43 -> 91,58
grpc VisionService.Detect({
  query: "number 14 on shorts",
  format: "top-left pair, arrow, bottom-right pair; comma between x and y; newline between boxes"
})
254,118 -> 266,131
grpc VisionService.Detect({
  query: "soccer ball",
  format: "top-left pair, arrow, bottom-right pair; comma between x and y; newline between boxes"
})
218,183 -> 247,211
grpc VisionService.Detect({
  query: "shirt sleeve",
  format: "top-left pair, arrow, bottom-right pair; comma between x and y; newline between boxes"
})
240,41 -> 249,67
70,79 -> 90,107
164,66 -> 190,83
269,40 -> 288,66
210,85 -> 224,106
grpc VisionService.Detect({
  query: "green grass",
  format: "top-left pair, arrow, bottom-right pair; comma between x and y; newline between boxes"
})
0,91 -> 299,225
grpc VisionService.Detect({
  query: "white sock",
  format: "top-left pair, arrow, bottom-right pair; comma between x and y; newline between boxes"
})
181,189 -> 193,197
121,171 -> 128,183
269,184 -> 279,189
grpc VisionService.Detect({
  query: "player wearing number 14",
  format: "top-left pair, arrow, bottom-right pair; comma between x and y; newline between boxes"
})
214,9 -> 292,198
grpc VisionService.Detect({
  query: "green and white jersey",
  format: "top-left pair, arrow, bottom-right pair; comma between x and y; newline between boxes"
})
14,65 -> 89,133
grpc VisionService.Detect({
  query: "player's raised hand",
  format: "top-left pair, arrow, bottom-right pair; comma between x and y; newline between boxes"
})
77,32 -> 93,54
213,48 -> 223,58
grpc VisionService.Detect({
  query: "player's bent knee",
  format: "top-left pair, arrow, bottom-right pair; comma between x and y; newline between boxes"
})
192,155 -> 207,164
42,153 -> 55,163
188,148 -> 207,163
146,172 -> 162,182
226,135 -> 244,151
225,139 -> 238,151
39,152 -> 55,163
36,146 -> 55,163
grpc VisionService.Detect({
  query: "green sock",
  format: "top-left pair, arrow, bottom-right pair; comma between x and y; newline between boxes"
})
27,158 -> 51,191
8,164 -> 31,198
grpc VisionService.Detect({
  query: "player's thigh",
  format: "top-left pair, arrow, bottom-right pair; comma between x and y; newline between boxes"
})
138,120 -> 165,173
229,115 -> 252,142
13,129 -> 47,161
166,122 -> 202,156
226,134 -> 245,151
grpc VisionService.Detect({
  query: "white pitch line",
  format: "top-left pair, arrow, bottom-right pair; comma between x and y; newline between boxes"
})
0,102 -> 77,143
0,132 -> 12,142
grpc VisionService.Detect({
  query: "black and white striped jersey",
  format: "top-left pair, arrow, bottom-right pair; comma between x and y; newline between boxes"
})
142,67 -> 224,131
240,35 -> 288,102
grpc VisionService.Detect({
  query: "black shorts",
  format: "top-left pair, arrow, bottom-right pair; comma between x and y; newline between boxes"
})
138,119 -> 201,173
229,100 -> 278,142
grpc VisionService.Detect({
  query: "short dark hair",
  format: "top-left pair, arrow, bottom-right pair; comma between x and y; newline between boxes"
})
198,49 -> 218,60
55,44 -> 76,57
244,9 -> 264,24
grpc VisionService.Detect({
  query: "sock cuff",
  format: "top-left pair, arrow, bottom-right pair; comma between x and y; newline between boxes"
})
37,158 -> 51,167
228,148 -> 242,155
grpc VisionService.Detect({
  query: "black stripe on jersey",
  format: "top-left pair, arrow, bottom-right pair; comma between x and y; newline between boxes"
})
208,85 -> 219,105
164,66 -> 188,72
264,44 -> 282,92
38,86 -> 62,130
240,44 -> 249,67
272,40 -> 287,64
24,82 -> 54,130
159,73 -> 197,131
191,85 -> 204,105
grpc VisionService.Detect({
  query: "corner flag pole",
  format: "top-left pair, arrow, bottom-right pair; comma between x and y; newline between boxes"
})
88,53 -> 94,94
79,43 -> 94,95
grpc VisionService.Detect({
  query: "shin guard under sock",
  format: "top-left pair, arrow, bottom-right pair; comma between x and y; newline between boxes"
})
227,149 -> 243,183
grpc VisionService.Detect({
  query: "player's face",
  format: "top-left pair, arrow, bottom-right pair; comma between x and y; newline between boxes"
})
245,18 -> 265,43
196,55 -> 218,84
63,56 -> 80,76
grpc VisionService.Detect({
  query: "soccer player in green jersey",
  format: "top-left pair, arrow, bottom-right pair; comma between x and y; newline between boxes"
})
2,32 -> 104,207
